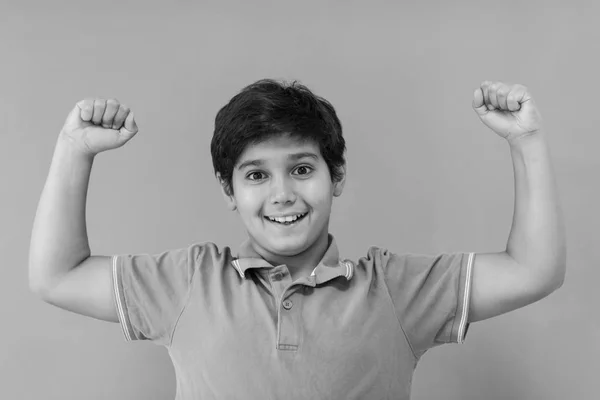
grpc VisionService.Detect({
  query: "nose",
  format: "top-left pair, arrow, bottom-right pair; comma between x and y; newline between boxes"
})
270,175 -> 297,205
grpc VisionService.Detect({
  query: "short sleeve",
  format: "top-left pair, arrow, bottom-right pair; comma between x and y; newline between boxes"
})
379,248 -> 475,359
111,244 -> 201,346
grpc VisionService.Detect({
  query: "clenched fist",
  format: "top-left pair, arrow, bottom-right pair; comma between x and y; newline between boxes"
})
473,81 -> 542,144
60,98 -> 139,157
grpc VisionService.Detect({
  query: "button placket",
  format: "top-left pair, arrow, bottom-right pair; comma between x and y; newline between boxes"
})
276,284 -> 305,351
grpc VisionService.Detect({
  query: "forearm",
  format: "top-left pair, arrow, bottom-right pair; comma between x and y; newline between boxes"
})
505,131 -> 566,285
29,134 -> 95,293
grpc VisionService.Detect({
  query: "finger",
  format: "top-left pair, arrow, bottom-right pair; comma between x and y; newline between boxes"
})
112,104 -> 130,130
76,99 -> 94,122
481,81 -> 494,111
101,99 -> 120,129
472,88 -> 487,116
507,85 -> 529,112
488,82 -> 500,110
91,99 -> 107,125
496,84 -> 510,111
121,111 -> 138,136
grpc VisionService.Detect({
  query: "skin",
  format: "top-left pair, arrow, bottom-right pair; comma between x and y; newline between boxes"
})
28,80 -> 565,328
28,98 -> 138,322
467,81 -> 566,322
218,135 -> 345,281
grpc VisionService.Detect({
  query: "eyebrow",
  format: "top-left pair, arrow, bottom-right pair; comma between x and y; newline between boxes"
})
237,152 -> 319,170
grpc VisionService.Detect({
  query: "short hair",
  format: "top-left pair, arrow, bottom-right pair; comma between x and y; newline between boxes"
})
211,79 -> 346,196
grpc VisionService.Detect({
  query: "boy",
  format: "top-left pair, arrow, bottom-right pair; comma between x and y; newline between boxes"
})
29,79 -> 566,399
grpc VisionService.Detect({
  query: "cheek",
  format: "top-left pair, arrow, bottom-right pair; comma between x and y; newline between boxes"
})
235,187 -> 264,216
301,179 -> 334,208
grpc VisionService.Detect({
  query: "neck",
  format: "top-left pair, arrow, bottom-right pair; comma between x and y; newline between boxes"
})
251,229 -> 331,280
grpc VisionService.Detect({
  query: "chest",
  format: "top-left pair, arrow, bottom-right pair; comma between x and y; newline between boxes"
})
168,274 -> 416,399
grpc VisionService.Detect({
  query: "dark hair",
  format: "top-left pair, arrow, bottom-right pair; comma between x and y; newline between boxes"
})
211,79 -> 346,195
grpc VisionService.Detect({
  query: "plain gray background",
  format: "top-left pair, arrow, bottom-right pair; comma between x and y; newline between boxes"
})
2,1 -> 599,399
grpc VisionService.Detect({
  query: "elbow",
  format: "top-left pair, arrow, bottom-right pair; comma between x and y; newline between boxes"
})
553,266 -> 566,291
552,252 -> 567,290
28,259 -> 49,299
554,244 -> 568,290
29,277 -> 51,301
545,262 -> 567,295
525,261 -> 566,301
28,269 -> 57,302
28,266 -> 43,296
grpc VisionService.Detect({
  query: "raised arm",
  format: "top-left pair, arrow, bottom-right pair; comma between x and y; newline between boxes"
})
28,99 -> 138,322
468,81 -> 566,323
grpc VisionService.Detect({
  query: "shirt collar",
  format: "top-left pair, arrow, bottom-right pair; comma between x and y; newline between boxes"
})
231,234 -> 354,284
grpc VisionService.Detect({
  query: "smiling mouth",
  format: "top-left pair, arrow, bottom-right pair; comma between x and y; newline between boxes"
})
264,212 -> 308,226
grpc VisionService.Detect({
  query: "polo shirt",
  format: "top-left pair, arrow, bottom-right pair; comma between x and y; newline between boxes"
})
111,234 -> 474,400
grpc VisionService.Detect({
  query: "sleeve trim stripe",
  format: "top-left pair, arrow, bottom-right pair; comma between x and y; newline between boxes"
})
112,255 -> 133,342
457,252 -> 474,343
346,261 -> 354,280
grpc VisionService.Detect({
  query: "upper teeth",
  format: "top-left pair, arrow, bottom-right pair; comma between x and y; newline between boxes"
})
269,213 -> 305,223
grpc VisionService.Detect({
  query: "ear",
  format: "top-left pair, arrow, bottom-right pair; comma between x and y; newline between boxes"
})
332,164 -> 346,197
216,173 -> 237,211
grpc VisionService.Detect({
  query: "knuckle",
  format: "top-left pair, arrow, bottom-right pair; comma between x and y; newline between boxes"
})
78,99 -> 93,110
106,98 -> 120,107
79,103 -> 92,112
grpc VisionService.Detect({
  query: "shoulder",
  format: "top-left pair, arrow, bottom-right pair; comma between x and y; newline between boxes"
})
117,241 -> 236,273
348,246 -> 394,280
353,246 -> 466,274
175,241 -> 236,268
354,246 -> 402,268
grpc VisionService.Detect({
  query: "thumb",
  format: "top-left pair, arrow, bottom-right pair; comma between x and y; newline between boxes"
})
472,88 -> 488,117
63,102 -> 87,130
120,111 -> 138,139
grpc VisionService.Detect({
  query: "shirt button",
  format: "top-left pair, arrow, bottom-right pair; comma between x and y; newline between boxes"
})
272,272 -> 283,281
282,300 -> 293,310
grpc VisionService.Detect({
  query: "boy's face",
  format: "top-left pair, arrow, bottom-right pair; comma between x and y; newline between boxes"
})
222,135 -> 345,258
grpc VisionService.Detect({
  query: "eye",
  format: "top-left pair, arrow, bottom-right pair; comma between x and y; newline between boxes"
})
246,171 -> 266,181
293,165 -> 313,176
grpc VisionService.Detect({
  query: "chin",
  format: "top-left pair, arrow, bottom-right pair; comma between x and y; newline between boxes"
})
266,235 -> 311,256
